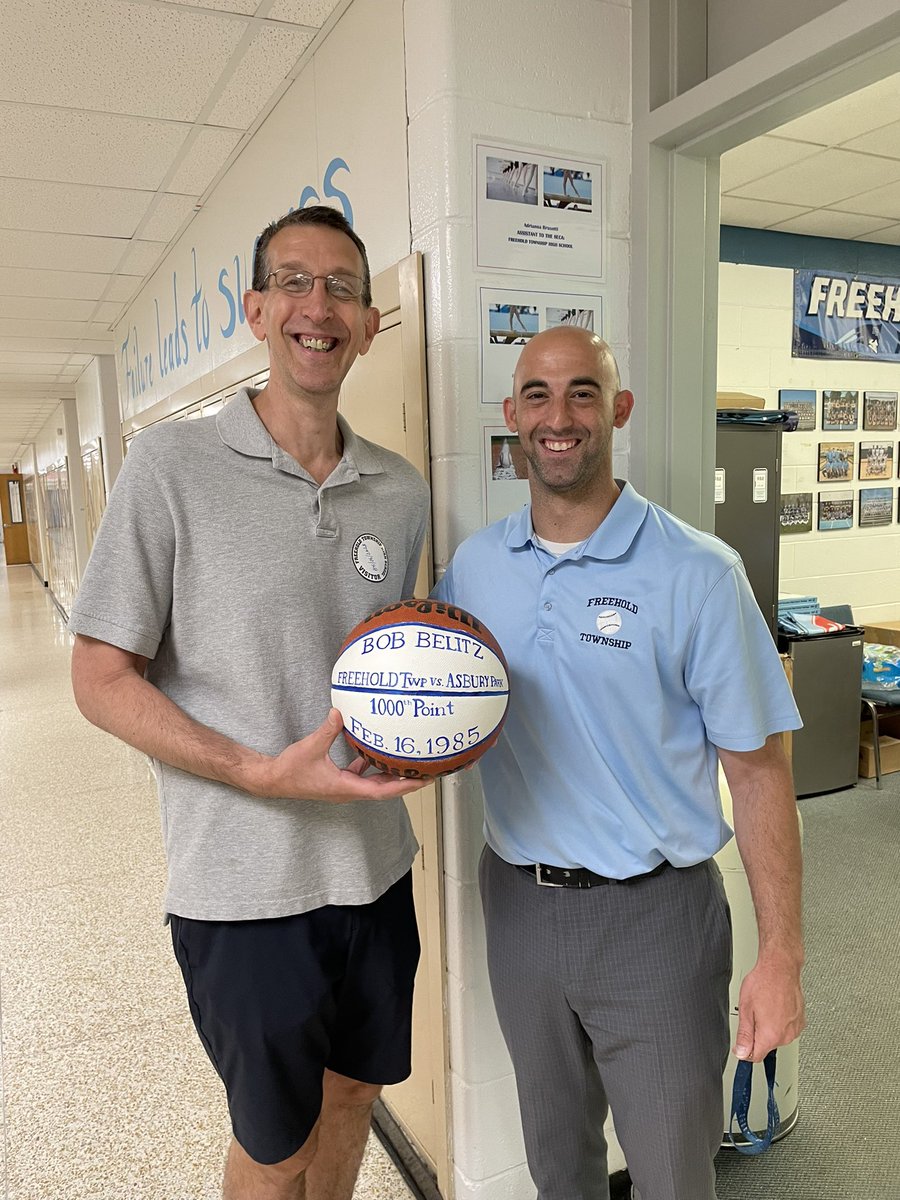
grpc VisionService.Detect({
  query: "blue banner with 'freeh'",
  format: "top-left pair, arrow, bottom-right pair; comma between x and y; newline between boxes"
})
793,268 -> 900,360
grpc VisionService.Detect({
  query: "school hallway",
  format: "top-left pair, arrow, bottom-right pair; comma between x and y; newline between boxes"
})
0,563 -> 414,1200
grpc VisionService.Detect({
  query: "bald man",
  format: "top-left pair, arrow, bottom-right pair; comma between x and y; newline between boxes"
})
433,328 -> 805,1200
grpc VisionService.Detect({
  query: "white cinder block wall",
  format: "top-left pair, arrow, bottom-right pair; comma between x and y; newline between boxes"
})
74,354 -> 124,496
718,261 -> 900,624
404,2 -> 633,1195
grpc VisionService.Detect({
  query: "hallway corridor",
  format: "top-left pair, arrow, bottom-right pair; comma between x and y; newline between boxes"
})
0,565 -> 413,1200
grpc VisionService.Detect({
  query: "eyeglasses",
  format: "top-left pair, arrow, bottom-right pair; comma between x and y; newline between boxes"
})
260,268 -> 365,302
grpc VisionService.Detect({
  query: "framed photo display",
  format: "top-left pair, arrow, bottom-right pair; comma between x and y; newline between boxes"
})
817,491 -> 853,531
779,492 -> 813,534
818,441 -> 854,482
863,391 -> 898,431
778,389 -> 816,431
821,389 -> 859,431
858,441 -> 894,480
859,487 -> 893,527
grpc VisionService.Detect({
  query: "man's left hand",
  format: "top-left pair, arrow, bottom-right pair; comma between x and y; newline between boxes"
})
733,957 -> 805,1061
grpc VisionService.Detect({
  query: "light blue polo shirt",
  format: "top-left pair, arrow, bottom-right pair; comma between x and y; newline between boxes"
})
433,482 -> 801,877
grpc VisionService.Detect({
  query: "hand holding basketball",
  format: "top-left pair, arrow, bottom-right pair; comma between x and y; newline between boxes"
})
332,599 -> 510,779
256,708 -> 428,802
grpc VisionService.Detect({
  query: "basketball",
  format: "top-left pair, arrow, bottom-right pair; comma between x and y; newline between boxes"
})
331,598 -> 510,778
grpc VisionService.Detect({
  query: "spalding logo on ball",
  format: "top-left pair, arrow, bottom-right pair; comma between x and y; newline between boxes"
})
331,599 -> 510,778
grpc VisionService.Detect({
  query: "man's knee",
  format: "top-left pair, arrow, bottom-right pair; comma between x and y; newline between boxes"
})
322,1069 -> 382,1109
231,1126 -> 319,1180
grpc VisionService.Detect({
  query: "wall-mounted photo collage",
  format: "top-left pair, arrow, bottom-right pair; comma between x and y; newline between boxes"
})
777,388 -> 900,534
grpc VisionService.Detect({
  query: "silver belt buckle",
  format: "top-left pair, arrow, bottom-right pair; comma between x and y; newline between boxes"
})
535,864 -> 563,887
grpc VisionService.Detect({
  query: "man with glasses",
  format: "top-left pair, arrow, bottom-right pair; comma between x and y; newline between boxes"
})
70,206 -> 430,1200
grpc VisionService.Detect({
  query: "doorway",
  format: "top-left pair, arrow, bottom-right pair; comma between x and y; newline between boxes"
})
1,473 -> 29,565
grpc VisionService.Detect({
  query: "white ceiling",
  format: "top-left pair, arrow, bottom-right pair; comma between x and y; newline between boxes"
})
4,15 -> 900,467
720,73 -> 900,240
0,0 -> 346,467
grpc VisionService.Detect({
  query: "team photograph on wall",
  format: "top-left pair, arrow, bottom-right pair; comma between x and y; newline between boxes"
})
863,390 -> 898,431
778,388 -> 817,430
821,389 -> 859,431
818,441 -> 855,481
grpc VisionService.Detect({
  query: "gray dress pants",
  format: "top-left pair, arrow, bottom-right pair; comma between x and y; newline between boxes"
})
479,846 -> 731,1200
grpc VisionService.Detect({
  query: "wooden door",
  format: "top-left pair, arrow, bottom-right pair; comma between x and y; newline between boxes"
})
340,255 -> 450,1196
1,474 -> 30,565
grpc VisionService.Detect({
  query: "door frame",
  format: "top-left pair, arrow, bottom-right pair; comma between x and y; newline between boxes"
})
631,0 -> 900,531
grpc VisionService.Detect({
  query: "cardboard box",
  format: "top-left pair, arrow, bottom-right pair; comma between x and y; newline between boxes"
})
716,391 -> 766,409
864,621 -> 900,649
859,712 -> 900,778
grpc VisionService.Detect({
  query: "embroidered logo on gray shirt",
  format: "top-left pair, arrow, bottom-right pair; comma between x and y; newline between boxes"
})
352,534 -> 389,582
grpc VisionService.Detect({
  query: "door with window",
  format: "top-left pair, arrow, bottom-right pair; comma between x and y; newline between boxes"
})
1,474 -> 30,565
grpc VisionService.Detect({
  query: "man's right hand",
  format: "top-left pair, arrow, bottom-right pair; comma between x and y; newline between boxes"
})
72,636 -> 427,803
256,708 -> 429,802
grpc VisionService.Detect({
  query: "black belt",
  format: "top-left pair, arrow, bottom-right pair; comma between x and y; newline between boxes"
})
516,860 -> 669,888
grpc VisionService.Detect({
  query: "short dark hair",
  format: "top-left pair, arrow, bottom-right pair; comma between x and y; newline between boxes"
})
251,205 -> 372,307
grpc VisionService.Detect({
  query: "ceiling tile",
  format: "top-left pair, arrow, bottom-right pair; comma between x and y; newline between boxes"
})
0,351 -> 74,365
829,178 -> 900,219
1,0 -> 248,123
0,335 -> 113,355
0,297 -> 100,322
769,210 -> 896,238
0,104 -> 190,190
719,196 -> 812,228
166,126 -> 244,195
0,179 -> 153,238
207,24 -> 315,128
116,240 -> 168,276
772,75 -> 900,146
856,222 -> 900,245
0,367 -> 61,381
842,118 -> 900,160
140,194 -> 199,242
729,148 -> 900,208
0,230 -> 129,274
0,319 -> 95,340
94,301 -> 126,325
268,0 -> 343,23
163,0 -> 258,12
106,275 -> 145,303
0,266 -> 112,301
720,137 -> 822,193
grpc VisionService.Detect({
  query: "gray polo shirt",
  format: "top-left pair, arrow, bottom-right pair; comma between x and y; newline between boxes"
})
70,390 -> 430,920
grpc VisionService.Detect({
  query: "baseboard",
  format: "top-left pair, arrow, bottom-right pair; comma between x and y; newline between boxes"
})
371,1099 -> 442,1200
371,1101 -> 631,1200
610,1168 -> 632,1198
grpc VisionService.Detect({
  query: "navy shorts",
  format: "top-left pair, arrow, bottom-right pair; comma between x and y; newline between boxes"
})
170,871 -> 420,1165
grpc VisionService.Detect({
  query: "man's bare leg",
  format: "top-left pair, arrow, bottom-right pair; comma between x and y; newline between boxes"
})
306,1070 -> 382,1200
221,1071 -> 380,1200
223,1130 -> 317,1200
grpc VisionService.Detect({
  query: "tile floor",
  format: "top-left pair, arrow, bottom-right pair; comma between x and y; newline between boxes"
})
0,564 -> 415,1200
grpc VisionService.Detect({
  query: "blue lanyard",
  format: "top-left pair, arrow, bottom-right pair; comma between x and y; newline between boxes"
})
728,1050 -> 779,1155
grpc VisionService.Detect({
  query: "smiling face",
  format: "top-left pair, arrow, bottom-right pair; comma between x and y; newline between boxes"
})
503,327 -> 633,501
243,223 -> 379,406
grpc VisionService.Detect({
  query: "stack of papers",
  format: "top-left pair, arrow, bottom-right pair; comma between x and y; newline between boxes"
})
778,594 -> 819,617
